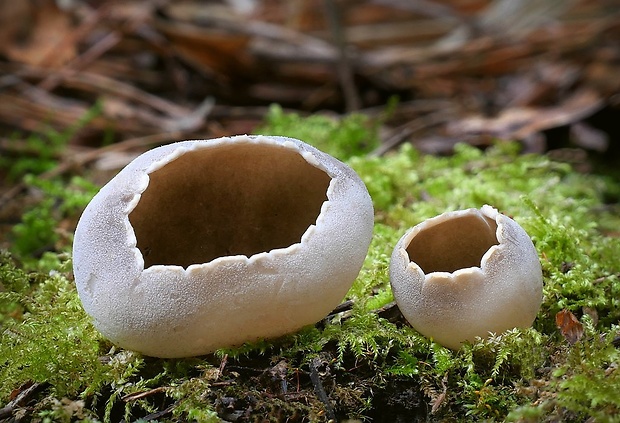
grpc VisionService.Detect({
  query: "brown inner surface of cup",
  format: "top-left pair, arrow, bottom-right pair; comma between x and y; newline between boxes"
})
406,213 -> 499,274
130,142 -> 331,268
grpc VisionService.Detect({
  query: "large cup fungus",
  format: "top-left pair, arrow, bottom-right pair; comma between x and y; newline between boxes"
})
390,205 -> 543,349
73,135 -> 374,358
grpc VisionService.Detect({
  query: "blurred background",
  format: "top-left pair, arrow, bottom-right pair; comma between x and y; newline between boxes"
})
0,0 -> 618,159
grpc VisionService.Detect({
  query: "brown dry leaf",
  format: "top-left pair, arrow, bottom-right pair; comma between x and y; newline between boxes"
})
555,309 -> 584,345
447,89 -> 603,143
0,1 -> 31,55
0,0 -> 76,67
158,21 -> 252,77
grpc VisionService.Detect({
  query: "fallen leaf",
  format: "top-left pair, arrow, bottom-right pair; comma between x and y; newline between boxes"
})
556,309 -> 584,345
447,89 -> 603,143
155,18 -> 252,77
0,0 -> 76,67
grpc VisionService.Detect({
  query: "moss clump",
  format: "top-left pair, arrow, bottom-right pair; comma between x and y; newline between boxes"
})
10,176 -> 98,264
2,103 -> 101,265
507,326 -> 620,421
255,104 -> 380,161
0,254 -> 106,399
1,108 -> 620,421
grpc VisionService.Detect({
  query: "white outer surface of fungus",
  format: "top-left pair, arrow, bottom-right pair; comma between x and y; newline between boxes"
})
390,205 -> 543,349
73,135 -> 374,358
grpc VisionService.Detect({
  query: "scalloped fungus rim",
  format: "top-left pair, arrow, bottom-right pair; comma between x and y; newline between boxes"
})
72,135 -> 375,357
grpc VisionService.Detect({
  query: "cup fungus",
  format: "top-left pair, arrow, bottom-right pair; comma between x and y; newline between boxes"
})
390,205 -> 542,349
73,135 -> 374,358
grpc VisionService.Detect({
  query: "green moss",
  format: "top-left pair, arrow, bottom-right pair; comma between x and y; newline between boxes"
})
5,103 -> 101,265
2,108 -> 620,421
507,327 -> 620,421
255,104 -> 380,160
11,176 -> 98,264
552,329 -> 620,419
0,255 -> 106,400
0,102 -> 102,181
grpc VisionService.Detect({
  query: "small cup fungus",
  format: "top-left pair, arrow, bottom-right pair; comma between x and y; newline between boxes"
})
390,205 -> 542,349
73,135 -> 374,358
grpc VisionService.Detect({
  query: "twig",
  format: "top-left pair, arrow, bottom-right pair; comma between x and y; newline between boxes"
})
211,380 -> 236,387
371,300 -> 406,323
163,96 -> 215,132
371,109 -> 455,156
38,2 -> 159,92
370,0 -> 462,21
39,31 -> 122,91
37,3 -> 112,69
431,372 -> 449,414
323,0 -> 361,112
8,65 -> 191,119
0,131 -> 182,211
327,299 -> 354,316
0,381 -> 49,420
326,300 -> 405,324
217,353 -> 228,379
121,386 -> 167,402
62,71 -> 192,118
593,273 -> 620,284
309,357 -> 337,422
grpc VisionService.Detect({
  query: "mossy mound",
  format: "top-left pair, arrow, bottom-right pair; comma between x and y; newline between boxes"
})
1,109 -> 619,422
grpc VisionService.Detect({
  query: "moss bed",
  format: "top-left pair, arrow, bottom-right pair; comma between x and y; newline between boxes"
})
1,108 -> 620,422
